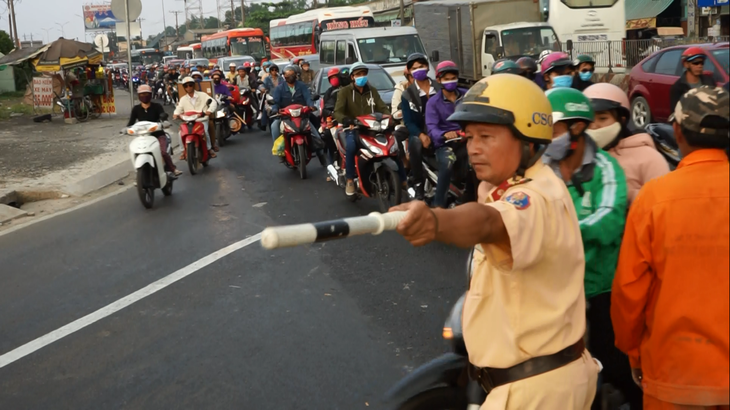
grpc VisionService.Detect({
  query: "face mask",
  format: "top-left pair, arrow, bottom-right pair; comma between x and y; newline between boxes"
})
411,68 -> 429,81
354,76 -> 368,87
329,77 -> 340,88
285,75 -> 296,84
442,80 -> 458,92
552,75 -> 573,88
213,79 -> 221,84
586,122 -> 621,149
138,94 -> 152,104
255,66 -> 261,71
579,71 -> 593,82
544,132 -> 571,160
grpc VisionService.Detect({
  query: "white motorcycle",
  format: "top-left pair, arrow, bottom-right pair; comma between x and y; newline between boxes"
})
126,120 -> 175,209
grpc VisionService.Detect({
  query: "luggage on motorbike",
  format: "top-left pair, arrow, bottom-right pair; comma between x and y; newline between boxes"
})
272,135 -> 285,156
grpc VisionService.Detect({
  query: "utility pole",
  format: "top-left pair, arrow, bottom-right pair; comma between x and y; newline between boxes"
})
230,0 -> 235,27
9,0 -> 20,48
240,0 -> 245,27
7,0 -> 13,46
170,11 -> 182,38
161,0 -> 168,51
216,0 -> 221,29
138,17 -> 145,43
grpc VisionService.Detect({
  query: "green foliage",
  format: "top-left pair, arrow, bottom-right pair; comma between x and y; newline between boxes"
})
0,30 -> 14,55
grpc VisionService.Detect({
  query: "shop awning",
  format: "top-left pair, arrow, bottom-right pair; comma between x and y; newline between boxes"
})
626,0 -> 674,20
0,44 -> 50,67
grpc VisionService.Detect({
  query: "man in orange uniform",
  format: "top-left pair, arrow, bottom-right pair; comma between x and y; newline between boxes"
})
611,86 -> 729,410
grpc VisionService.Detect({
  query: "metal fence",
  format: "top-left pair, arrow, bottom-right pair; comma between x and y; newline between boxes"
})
560,36 -> 730,71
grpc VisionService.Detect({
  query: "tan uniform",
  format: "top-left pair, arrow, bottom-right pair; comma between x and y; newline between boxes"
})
462,161 -> 600,410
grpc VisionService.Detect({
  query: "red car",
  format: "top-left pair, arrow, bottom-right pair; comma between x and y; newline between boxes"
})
628,42 -> 729,127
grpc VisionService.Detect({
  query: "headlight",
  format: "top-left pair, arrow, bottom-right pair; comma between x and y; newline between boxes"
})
289,108 -> 301,117
216,110 -> 226,118
381,118 -> 390,129
364,119 -> 381,132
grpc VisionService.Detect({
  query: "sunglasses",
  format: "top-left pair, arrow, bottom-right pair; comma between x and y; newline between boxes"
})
689,60 -> 705,66
183,84 -> 195,88
580,68 -> 595,74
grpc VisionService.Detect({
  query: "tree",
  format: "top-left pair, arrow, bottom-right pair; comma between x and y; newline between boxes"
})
0,30 -> 14,55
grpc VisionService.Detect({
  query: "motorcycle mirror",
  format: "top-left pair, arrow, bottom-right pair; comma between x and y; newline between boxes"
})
266,95 -> 274,103
312,94 -> 320,101
160,112 -> 169,121
206,99 -> 213,106
162,121 -> 172,129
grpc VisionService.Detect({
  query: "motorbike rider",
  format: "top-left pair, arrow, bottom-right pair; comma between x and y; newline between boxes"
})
128,84 -> 182,177
244,62 -> 259,87
572,54 -> 596,91
211,70 -> 232,99
391,74 -> 600,409
392,68 -> 413,169
300,60 -> 314,85
669,47 -> 715,113
541,52 -> 574,90
260,61 -> 272,82
334,62 -> 405,196
263,64 -> 281,92
425,61 -> 469,208
402,53 -> 441,200
173,76 -> 218,159
321,67 -> 347,166
226,63 -> 237,82
543,87 -> 632,410
491,59 -> 523,75
516,56 -> 539,83
584,83 -> 669,205
612,86 -> 730,410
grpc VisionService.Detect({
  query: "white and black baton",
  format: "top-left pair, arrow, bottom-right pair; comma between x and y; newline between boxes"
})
261,211 -> 407,249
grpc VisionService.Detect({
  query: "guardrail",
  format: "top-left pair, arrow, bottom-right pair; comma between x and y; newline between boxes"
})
560,37 -> 730,71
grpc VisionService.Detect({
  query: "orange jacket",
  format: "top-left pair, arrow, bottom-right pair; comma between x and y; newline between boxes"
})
611,149 -> 729,406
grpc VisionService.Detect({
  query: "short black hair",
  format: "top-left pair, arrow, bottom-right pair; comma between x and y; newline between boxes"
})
682,116 -> 730,149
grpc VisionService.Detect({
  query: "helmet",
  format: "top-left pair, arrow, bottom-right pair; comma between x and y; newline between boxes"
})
448,74 -> 553,144
572,54 -> 595,68
516,56 -> 538,75
211,70 -> 223,79
546,87 -> 595,123
436,60 -> 459,78
583,83 -> 630,117
491,59 -> 522,75
208,62 -> 215,67
229,63 -> 237,68
192,71 -> 203,79
237,65 -> 245,71
537,50 -> 552,65
682,46 -> 706,62
137,84 -> 152,94
243,62 -> 252,68
350,62 -> 369,76
301,59 -> 310,66
292,58 -> 302,65
327,67 -> 340,79
541,52 -> 572,75
406,53 -> 428,70
203,70 -> 210,76
181,76 -> 195,85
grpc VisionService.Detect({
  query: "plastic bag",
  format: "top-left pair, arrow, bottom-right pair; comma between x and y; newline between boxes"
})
272,135 -> 285,156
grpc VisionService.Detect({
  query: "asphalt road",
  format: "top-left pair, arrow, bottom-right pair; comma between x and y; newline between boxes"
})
0,126 -> 469,409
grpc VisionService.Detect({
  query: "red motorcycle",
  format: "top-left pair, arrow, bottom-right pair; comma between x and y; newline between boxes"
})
276,104 -> 316,180
179,102 -> 213,175
328,112 -> 402,212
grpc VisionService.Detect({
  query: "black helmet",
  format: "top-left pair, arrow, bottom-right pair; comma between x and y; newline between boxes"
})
516,56 -> 538,76
406,53 -> 428,70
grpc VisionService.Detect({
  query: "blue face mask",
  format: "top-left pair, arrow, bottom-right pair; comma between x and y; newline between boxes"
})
354,76 -> 368,87
552,75 -> 573,88
579,71 -> 593,82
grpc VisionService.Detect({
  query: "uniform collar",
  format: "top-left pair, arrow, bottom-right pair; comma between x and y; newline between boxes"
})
677,149 -> 729,169
486,162 -> 544,202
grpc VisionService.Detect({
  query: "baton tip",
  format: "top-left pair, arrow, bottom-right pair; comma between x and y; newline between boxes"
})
260,228 -> 279,249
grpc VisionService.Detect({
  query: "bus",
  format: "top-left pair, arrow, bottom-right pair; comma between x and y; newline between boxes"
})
269,6 -> 374,59
201,28 -> 269,63
545,0 -> 626,72
130,48 -> 164,66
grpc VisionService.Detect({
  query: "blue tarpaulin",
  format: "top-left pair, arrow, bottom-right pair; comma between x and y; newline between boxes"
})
626,0 -> 674,20
698,0 -> 729,7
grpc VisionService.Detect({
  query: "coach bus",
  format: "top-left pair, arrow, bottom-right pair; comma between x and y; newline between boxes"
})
130,48 -> 164,66
201,28 -> 269,63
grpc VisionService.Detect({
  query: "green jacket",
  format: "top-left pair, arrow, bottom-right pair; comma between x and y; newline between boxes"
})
334,83 -> 388,125
547,145 -> 628,299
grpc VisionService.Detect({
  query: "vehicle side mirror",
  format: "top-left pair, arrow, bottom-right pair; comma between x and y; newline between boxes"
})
345,57 -> 355,65
431,50 -> 440,62
312,94 -> 320,101
160,112 -> 169,121
266,95 -> 274,103
566,39 -> 573,51
206,99 -> 213,106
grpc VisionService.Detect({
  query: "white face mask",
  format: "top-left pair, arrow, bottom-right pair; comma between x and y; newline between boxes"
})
585,122 -> 621,149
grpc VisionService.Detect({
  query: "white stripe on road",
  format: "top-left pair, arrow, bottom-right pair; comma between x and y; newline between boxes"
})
0,232 -> 262,369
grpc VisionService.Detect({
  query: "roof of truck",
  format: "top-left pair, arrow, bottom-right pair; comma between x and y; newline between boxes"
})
416,0 -> 517,5
487,21 -> 554,31
320,25 -> 418,39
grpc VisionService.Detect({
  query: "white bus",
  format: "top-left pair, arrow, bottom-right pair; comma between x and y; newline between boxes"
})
546,0 -> 626,72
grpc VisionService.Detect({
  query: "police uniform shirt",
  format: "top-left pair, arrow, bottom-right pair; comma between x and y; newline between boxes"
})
463,161 -> 588,369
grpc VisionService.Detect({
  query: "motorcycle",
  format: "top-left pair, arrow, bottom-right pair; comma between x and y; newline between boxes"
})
273,103 -> 318,180
131,75 -> 140,92
256,84 -> 268,130
126,118 -> 176,209
327,112 -> 403,212
645,122 -> 680,170
179,100 -> 213,175
213,97 -> 233,147
165,81 -> 179,106
237,87 -> 255,132
154,80 -> 166,102
385,250 -> 486,409
122,72 -> 129,90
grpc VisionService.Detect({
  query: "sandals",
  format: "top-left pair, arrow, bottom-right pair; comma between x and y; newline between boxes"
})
174,169 -> 183,176
209,150 -> 217,158
180,152 -> 186,160
213,146 -> 220,152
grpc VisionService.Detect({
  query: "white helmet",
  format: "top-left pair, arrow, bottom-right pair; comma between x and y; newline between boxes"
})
181,76 -> 195,85
229,63 -> 236,68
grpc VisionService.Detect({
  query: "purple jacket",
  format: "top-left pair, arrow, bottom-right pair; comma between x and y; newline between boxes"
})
213,82 -> 232,98
425,88 -> 468,149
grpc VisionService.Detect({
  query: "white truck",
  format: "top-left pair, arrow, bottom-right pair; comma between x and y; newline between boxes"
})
414,0 -> 562,84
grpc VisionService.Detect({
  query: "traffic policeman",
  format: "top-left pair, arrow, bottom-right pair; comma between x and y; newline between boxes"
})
391,74 -> 600,410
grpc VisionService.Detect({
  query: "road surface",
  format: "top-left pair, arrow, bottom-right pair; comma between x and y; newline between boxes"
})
0,127 -> 468,409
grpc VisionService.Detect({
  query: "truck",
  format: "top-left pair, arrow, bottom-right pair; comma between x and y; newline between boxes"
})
414,0 -> 562,84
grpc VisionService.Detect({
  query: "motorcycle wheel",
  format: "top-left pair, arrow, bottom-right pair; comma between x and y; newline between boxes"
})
186,141 -> 198,175
394,386 -> 468,410
216,122 -> 226,147
297,144 -> 307,180
376,166 -> 402,213
136,166 -> 155,209
161,179 -> 173,196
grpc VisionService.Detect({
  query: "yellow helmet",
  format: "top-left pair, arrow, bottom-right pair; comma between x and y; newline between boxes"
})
447,74 -> 553,144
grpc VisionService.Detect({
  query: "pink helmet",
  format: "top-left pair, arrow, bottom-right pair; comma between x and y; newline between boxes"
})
436,60 -> 459,78
540,52 -> 572,75
137,84 -> 152,94
583,83 -> 630,117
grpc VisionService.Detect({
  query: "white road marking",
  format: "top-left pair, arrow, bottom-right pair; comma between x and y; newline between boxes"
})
0,233 -> 262,369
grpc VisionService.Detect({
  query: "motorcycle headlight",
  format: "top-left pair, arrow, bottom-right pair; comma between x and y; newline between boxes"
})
364,119 -> 381,132
216,110 -> 226,118
289,108 -> 301,118
381,118 -> 390,129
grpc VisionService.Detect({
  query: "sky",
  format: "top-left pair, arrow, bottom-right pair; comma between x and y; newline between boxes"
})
5,0 -> 252,45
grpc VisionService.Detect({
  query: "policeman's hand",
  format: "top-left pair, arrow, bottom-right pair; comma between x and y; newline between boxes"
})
389,201 -> 437,247
205,111 -> 212,116
173,114 -> 179,120
631,368 -> 643,390
419,133 -> 431,148
444,131 -> 459,140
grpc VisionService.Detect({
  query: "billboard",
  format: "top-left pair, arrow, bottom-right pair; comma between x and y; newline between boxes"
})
83,4 -> 119,32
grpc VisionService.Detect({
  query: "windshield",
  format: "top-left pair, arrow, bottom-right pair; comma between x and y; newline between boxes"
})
230,36 -> 267,60
318,68 -> 394,96
501,27 -> 561,58
356,35 -> 426,64
712,49 -> 729,75
222,57 -> 256,68
188,58 -> 209,67
141,53 -> 163,65
561,0 -> 618,8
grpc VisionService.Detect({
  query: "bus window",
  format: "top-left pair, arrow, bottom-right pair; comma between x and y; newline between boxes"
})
321,40 -> 335,64
348,43 -> 357,61
336,41 -> 347,65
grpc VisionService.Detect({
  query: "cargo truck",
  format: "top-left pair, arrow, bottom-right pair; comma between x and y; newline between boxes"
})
414,0 -> 562,84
